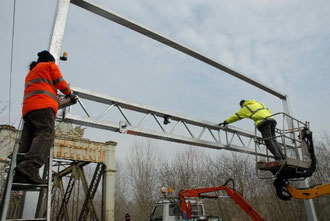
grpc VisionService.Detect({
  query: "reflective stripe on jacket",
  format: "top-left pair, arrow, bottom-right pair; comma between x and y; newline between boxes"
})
22,62 -> 71,117
226,99 -> 273,127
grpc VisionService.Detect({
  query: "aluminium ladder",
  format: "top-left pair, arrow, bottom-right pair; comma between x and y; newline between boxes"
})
0,94 -> 75,220
0,126 -> 53,221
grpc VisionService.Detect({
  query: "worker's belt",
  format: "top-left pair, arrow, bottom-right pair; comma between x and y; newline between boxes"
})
24,90 -> 59,104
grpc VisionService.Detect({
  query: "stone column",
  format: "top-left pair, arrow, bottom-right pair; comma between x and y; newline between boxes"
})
103,141 -> 116,221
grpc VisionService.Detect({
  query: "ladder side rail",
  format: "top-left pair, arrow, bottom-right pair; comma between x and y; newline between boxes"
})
35,147 -> 54,220
0,120 -> 23,221
43,185 -> 56,219
35,160 -> 49,218
46,147 -> 53,221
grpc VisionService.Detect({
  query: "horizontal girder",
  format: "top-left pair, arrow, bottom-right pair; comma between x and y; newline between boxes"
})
61,86 -> 270,158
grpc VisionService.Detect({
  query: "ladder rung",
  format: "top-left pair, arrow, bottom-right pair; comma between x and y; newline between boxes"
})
12,183 -> 48,191
6,218 -> 47,221
8,153 -> 26,159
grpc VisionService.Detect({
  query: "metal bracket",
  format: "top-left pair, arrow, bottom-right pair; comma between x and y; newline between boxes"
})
119,121 -> 128,133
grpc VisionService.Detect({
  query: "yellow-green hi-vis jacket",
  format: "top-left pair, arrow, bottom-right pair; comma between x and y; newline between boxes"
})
226,100 -> 274,127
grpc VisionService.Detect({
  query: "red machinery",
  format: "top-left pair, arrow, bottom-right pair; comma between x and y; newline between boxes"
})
178,180 -> 265,221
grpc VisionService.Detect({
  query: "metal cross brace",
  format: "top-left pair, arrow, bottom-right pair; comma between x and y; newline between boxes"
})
61,86 -> 270,158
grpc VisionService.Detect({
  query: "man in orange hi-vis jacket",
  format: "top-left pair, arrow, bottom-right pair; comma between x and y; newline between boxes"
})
14,50 -> 74,184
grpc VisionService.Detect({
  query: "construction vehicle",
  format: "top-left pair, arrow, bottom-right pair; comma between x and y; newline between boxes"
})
148,179 -> 264,221
149,195 -> 212,221
254,112 -> 330,200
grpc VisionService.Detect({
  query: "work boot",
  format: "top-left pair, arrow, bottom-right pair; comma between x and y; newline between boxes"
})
15,162 -> 45,184
28,171 -> 46,184
13,170 -> 30,184
15,163 -> 30,178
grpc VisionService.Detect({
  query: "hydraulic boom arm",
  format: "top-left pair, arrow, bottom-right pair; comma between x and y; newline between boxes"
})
179,185 -> 265,221
286,183 -> 330,200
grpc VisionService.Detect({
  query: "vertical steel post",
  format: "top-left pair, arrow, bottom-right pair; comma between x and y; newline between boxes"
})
282,97 -> 318,221
48,0 -> 70,62
48,1 -> 70,219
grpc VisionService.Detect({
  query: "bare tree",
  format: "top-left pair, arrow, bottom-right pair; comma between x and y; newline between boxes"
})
125,141 -> 161,221
115,160 -> 130,220
113,135 -> 330,221
310,134 -> 330,220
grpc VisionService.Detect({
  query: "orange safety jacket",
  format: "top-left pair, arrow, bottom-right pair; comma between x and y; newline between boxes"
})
22,62 -> 71,117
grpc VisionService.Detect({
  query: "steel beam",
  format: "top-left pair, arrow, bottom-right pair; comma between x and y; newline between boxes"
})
49,0 -> 70,62
71,0 -> 286,99
64,86 -> 271,158
71,86 -> 254,136
65,112 -> 266,157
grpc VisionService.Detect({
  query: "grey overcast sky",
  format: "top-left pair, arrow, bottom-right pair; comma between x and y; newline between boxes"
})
1,0 -> 330,159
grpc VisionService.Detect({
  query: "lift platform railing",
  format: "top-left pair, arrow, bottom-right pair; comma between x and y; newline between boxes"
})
255,112 -> 312,179
274,112 -> 310,159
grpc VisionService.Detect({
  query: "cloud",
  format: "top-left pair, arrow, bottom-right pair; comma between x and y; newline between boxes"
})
0,0 -> 329,151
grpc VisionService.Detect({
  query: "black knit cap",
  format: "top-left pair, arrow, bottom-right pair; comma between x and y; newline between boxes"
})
37,50 -> 55,62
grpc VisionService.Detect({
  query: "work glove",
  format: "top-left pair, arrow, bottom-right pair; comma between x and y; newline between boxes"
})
65,92 -> 78,104
218,120 -> 229,127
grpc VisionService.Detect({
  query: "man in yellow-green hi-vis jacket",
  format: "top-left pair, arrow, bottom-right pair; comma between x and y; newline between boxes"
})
220,99 -> 285,160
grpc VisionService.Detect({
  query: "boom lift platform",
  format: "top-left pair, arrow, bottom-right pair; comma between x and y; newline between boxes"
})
254,113 -> 330,200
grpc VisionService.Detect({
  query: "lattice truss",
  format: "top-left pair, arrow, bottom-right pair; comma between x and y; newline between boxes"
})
59,86 -> 275,158
47,161 -> 104,221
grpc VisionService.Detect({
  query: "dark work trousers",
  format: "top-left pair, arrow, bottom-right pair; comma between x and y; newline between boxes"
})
257,119 -> 285,160
16,108 -> 55,168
